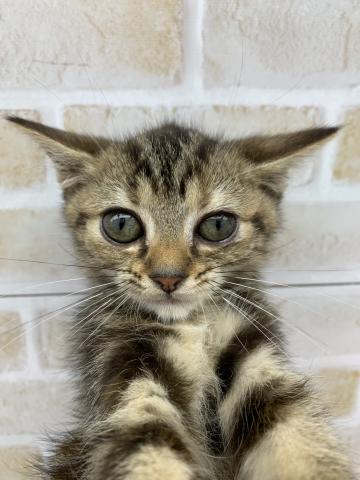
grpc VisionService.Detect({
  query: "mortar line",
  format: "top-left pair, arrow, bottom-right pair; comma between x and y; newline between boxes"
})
1,87 -> 360,109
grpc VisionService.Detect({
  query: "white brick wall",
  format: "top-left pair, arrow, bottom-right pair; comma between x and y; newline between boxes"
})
0,1 -> 359,477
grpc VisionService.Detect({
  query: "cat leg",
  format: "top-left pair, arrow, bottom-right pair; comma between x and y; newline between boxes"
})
218,344 -> 354,480
37,430 -> 86,479
84,378 -> 212,480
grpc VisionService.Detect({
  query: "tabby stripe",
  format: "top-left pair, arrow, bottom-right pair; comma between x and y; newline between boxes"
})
101,327 -> 193,413
62,182 -> 84,201
86,420 -> 196,479
228,376 -> 308,458
259,183 -> 283,201
216,321 -> 281,396
204,390 -> 224,455
101,421 -> 192,462
196,138 -> 216,164
251,213 -> 267,235
75,212 -> 89,227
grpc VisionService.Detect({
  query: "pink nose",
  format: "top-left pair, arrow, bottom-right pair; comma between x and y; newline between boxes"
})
150,274 -> 185,293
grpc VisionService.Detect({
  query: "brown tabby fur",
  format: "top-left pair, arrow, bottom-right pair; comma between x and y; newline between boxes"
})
7,116 -> 354,479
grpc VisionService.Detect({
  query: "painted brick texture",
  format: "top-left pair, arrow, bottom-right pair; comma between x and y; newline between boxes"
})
203,0 -> 360,88
0,0 -> 182,88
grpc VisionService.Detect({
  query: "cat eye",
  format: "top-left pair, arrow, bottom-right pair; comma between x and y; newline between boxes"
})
102,210 -> 143,244
197,212 -> 237,243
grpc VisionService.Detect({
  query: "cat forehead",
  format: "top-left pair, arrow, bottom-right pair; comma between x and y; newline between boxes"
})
97,124 -> 241,203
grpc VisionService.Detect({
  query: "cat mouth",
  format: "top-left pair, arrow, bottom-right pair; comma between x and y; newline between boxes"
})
144,292 -> 196,310
150,295 -> 185,305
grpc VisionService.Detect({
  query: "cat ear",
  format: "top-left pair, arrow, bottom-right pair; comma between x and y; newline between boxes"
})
238,126 -> 340,196
6,116 -> 110,190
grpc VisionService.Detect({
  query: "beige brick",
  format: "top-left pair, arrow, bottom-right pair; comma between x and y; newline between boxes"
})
0,447 -> 40,480
203,0 -> 360,88
0,0 -> 182,88
64,105 -> 169,138
334,110 -> 360,182
0,311 -> 26,371
64,104 -> 322,185
0,381 -> 74,435
0,209 -> 77,288
0,112 -> 46,189
313,369 -> 360,417
37,315 -> 70,370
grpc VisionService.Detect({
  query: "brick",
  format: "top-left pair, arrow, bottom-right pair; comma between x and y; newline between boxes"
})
0,209 -> 77,288
64,104 -> 322,185
0,381 -> 74,435
0,311 -> 26,371
0,0 -> 182,88
0,447 -> 40,480
203,0 -> 360,88
334,109 -> 360,182
64,105 -> 170,138
273,286 -> 360,358
37,315 -> 70,370
0,112 -> 46,189
313,369 -> 359,417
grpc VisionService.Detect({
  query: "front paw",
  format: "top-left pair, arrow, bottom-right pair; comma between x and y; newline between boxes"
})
118,445 -> 196,480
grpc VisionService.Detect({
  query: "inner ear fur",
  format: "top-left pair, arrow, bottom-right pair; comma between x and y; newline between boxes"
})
237,126 -> 340,197
6,116 -> 110,189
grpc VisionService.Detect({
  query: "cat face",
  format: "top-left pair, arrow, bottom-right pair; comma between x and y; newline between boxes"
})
62,125 -> 278,320
7,117 -> 338,321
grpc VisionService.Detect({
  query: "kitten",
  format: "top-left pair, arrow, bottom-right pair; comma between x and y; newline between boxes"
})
8,116 -> 354,480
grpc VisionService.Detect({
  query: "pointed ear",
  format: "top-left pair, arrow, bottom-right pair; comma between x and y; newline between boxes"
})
6,116 -> 110,190
238,126 -> 340,197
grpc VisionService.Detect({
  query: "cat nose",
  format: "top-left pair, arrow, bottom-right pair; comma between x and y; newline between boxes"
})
150,273 -> 186,293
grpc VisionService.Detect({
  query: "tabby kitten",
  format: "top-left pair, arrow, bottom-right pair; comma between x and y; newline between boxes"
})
8,116 -> 354,480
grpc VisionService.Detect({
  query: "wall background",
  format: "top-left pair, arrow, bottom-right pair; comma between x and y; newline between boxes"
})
0,0 -> 359,477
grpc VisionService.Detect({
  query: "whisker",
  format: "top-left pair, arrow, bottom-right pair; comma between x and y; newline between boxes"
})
75,296 -> 123,347
7,277 -> 89,295
211,283 -> 287,352
0,256 -> 129,273
207,288 -> 249,354
70,284 -> 131,337
222,296 -> 289,358
0,281 -> 118,336
80,291 -> 131,347
216,283 -> 328,355
213,261 -> 360,274
0,289 -> 109,353
219,274 -> 360,313
218,279 -> 329,351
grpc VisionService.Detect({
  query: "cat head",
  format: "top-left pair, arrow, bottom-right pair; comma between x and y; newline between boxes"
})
7,116 -> 338,321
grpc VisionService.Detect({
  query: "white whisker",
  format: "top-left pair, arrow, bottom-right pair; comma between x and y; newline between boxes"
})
219,279 -> 328,351
222,296 -> 289,359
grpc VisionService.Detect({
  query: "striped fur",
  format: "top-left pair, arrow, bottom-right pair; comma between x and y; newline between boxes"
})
7,117 -> 354,479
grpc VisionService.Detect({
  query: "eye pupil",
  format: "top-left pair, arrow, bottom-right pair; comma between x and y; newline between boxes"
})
102,210 -> 143,244
119,217 -> 126,230
197,213 -> 237,242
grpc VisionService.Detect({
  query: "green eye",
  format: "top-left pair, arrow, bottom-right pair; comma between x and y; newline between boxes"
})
102,210 -> 143,244
197,213 -> 237,242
